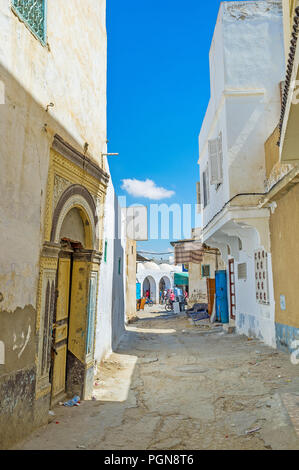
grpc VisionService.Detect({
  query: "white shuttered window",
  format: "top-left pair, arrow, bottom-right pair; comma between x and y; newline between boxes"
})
202,169 -> 210,208
196,182 -> 201,205
196,182 -> 201,213
209,132 -> 223,185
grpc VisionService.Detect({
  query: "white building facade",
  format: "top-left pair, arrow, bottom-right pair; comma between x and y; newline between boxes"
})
198,1 -> 285,347
95,175 -> 127,365
137,262 -> 183,304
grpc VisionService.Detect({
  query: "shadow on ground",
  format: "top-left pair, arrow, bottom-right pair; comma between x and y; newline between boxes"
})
14,312 -> 299,450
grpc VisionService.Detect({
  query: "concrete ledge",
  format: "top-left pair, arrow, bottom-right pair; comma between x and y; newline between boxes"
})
223,324 -> 236,334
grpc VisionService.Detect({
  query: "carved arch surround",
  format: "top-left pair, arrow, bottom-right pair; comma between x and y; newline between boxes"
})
50,184 -> 99,249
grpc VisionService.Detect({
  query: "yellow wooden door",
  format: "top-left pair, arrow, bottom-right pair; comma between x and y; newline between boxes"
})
51,256 -> 71,401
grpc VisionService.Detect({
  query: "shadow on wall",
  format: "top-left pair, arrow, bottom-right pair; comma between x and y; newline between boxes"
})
0,63 -> 108,449
111,192 -> 125,351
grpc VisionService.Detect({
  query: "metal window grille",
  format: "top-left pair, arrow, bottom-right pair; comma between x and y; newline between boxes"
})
254,249 -> 270,305
12,0 -> 47,44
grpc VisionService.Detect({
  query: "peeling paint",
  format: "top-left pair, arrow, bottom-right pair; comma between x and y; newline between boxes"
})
223,1 -> 282,22
13,325 -> 32,358
17,325 -> 31,359
0,305 -> 36,375
0,367 -> 37,449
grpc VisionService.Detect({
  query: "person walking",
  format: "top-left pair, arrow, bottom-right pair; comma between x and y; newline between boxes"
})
170,290 -> 175,309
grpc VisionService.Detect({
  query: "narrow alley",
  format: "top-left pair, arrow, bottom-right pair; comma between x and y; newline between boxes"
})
15,309 -> 299,451
3,0 -> 299,453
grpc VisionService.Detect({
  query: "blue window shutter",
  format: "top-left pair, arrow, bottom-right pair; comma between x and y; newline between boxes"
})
12,0 -> 47,45
104,241 -> 108,263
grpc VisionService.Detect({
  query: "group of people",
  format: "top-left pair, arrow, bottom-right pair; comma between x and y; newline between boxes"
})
137,287 -> 188,311
160,288 -> 188,306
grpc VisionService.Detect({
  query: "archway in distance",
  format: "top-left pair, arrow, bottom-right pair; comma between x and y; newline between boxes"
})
142,276 -> 157,303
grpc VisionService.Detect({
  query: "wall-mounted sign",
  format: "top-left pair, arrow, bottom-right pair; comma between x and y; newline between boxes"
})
182,264 -> 189,272
280,295 -> 286,311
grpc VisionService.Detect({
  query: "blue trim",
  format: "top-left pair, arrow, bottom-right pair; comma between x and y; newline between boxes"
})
275,322 -> 299,353
86,273 -> 98,356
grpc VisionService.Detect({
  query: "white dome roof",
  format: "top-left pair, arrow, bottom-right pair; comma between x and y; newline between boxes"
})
159,264 -> 174,272
143,262 -> 160,271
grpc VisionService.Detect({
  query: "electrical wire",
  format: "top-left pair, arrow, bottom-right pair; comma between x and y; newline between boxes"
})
137,251 -> 174,255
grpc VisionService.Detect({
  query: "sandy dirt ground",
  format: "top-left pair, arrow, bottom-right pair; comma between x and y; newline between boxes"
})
15,307 -> 299,450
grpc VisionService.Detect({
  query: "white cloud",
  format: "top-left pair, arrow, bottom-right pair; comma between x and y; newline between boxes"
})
121,179 -> 175,200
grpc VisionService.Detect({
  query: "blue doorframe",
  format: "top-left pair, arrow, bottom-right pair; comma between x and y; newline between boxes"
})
136,283 -> 141,300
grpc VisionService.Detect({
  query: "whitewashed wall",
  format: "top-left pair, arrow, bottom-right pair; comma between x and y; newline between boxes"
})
198,1 -> 284,346
95,170 -> 126,364
230,250 -> 276,347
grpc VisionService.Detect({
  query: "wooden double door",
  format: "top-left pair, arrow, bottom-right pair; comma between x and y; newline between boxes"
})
51,254 -> 72,403
207,278 -> 216,316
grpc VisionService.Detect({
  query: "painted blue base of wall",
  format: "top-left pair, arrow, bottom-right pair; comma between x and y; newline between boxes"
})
237,313 -> 266,341
237,313 -> 261,339
236,313 -> 276,348
275,322 -> 299,353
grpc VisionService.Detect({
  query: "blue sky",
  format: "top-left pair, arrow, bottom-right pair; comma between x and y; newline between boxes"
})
106,0 -> 223,260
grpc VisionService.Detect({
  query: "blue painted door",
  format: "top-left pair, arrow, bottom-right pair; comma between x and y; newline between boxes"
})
215,270 -> 229,324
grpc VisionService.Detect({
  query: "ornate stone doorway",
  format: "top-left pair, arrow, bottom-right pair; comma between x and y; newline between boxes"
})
36,181 -> 103,405
51,200 -> 101,404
